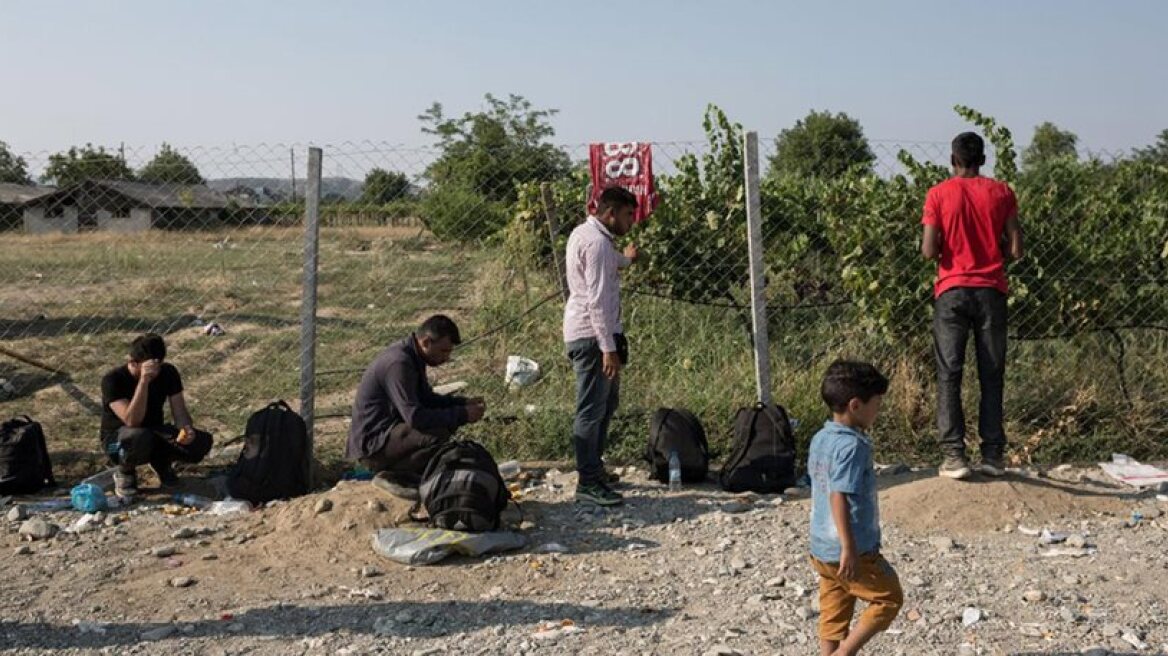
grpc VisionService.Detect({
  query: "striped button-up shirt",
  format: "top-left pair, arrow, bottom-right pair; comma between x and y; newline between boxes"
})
563,216 -> 627,352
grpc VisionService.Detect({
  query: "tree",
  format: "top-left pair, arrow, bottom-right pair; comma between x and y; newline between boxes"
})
42,144 -> 134,186
419,93 -> 571,203
138,143 -> 204,185
768,110 -> 875,178
1022,122 -> 1079,168
1133,129 -> 1168,164
359,168 -> 412,205
0,140 -> 31,184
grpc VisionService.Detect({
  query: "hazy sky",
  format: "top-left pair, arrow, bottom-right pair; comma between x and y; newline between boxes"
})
2,0 -> 1165,159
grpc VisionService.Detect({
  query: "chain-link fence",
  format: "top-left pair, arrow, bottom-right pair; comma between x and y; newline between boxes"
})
2,130 -> 1165,477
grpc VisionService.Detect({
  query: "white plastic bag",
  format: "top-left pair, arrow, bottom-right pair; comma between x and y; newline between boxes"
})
372,527 -> 527,566
504,356 -> 541,388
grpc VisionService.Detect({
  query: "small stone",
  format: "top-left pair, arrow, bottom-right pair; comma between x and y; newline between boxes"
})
1059,607 -> 1078,623
14,545 -> 32,555
1019,624 -> 1047,637
1022,589 -> 1046,603
1101,624 -> 1122,638
7,505 -> 28,522
314,498 -> 333,514
152,546 -> 177,557
930,536 -> 956,551
1066,534 -> 1088,549
172,528 -> 197,539
361,566 -> 383,578
141,625 -> 178,641
962,607 -> 981,627
729,557 -> 747,571
795,606 -> 815,621
18,518 -> 57,541
906,575 -> 926,587
169,576 -> 195,588
765,576 -> 785,587
906,609 -> 922,622
519,520 -> 537,531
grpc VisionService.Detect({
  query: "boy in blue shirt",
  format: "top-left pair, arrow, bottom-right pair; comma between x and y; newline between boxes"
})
807,360 -> 902,656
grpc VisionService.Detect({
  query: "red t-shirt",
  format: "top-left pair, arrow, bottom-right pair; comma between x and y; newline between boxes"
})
921,176 -> 1018,298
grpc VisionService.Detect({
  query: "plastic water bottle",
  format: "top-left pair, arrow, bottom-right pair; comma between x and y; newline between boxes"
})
71,483 -> 109,513
173,493 -> 213,510
498,460 -> 521,480
668,450 -> 682,492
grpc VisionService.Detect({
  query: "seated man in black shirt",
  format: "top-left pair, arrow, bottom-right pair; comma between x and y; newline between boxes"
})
100,333 -> 213,497
346,315 -> 485,500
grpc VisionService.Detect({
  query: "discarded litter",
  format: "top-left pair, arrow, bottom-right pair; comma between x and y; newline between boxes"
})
23,499 -> 73,513
373,527 -> 527,566
203,323 -> 226,336
173,494 -> 213,510
207,498 -> 253,515
1038,529 -> 1068,545
71,484 -> 108,513
505,356 -> 542,388
1099,454 -> 1168,488
66,513 -> 103,534
1017,525 -> 1041,537
80,467 -> 117,492
498,460 -> 521,480
532,619 -> 583,640
538,542 -> 569,554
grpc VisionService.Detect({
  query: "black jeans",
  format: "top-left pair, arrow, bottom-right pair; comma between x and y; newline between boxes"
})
110,425 -> 213,474
567,338 -> 620,486
361,424 -> 453,488
933,287 -> 1008,459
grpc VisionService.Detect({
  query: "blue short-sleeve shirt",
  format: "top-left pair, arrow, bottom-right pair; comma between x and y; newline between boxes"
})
808,420 -> 881,562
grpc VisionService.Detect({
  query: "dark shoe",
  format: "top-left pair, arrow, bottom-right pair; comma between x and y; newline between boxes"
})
575,482 -> 623,507
372,472 -> 420,501
153,463 -> 180,487
113,468 -> 138,497
939,456 -> 972,480
978,457 -> 1006,477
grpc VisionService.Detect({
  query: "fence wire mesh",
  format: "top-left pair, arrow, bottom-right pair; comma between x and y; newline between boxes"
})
1,132 -> 1165,472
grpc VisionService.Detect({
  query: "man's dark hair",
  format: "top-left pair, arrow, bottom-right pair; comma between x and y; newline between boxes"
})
821,359 -> 889,413
129,333 -> 167,363
952,132 -> 986,168
418,314 -> 461,345
595,186 -> 638,216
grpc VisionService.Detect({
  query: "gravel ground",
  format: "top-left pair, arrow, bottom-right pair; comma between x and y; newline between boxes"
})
1,464 -> 1166,656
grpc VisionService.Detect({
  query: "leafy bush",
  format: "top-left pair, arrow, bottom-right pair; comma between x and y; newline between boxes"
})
420,182 -> 509,241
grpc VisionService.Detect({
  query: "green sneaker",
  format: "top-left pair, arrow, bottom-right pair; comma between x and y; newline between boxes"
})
575,482 -> 623,507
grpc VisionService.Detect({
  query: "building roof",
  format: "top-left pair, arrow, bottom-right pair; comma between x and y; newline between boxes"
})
25,179 -> 231,209
0,183 -> 56,205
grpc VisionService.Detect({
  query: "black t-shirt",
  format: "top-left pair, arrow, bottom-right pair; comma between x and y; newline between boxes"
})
100,363 -> 184,444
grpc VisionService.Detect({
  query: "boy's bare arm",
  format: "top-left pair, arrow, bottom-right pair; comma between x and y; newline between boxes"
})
1004,216 -> 1024,261
921,225 -> 941,260
830,491 -> 858,580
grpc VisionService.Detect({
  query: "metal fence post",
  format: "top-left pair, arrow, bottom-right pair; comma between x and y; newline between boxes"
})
743,131 -> 772,405
540,182 -> 569,301
300,147 -> 323,454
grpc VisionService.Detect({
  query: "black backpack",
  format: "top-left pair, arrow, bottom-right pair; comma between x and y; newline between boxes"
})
418,440 -> 510,532
227,401 -> 312,504
645,408 -> 710,483
0,416 -> 55,495
719,403 -> 798,493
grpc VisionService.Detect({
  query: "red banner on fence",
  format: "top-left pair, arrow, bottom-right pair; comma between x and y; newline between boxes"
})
588,142 -> 660,223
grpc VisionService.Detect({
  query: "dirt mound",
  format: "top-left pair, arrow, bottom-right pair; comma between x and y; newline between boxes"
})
879,471 -> 1133,536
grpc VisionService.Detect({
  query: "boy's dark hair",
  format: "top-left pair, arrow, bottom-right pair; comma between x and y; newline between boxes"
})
821,359 -> 889,413
596,186 -> 638,216
418,314 -> 461,345
952,131 -> 986,168
129,333 -> 167,363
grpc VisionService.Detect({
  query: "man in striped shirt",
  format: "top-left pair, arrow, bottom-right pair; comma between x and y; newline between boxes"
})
563,186 -> 639,506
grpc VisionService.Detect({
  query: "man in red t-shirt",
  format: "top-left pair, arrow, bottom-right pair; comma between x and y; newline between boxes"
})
921,132 -> 1023,480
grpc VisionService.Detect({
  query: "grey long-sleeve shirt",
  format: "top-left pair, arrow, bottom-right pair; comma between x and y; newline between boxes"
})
345,335 -> 467,460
